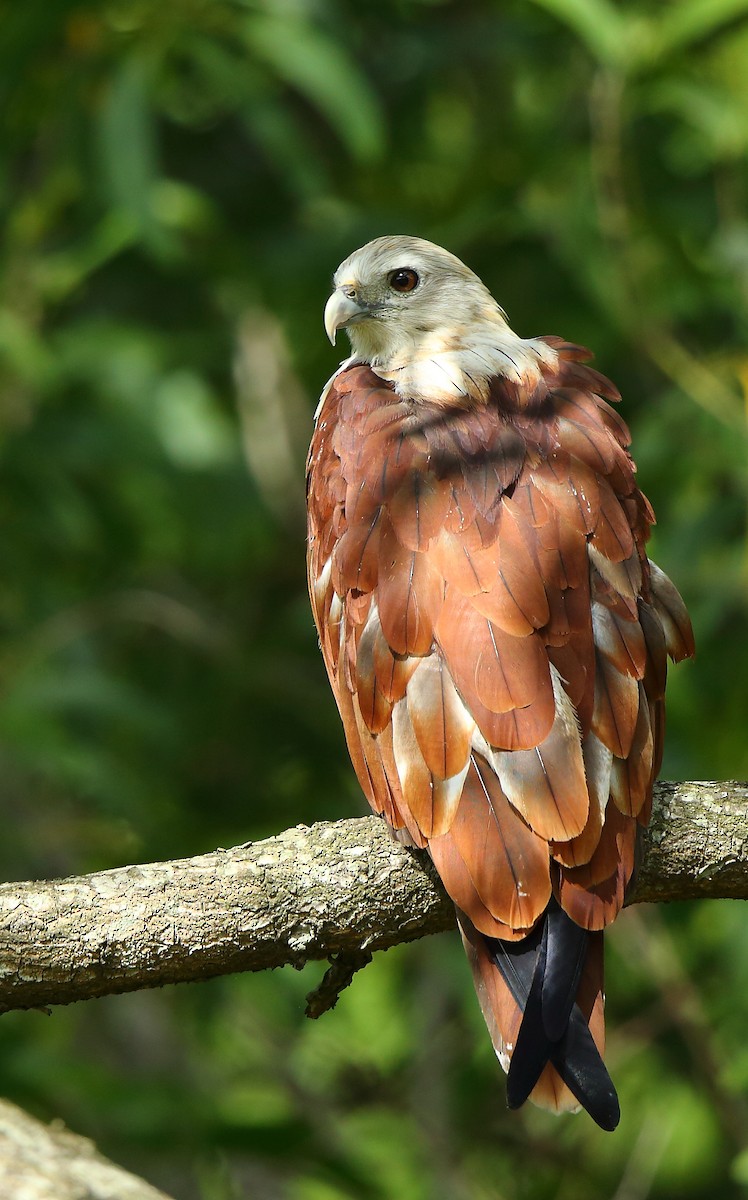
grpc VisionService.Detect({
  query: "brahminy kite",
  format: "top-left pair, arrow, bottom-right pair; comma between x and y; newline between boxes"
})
306,236 -> 694,1130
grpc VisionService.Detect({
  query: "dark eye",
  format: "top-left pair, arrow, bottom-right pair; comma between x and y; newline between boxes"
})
389,268 -> 419,293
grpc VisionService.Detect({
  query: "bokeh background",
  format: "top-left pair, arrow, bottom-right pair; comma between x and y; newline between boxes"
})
2,1 -> 748,1196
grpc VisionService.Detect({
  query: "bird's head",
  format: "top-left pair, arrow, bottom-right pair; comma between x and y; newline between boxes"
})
323,236 -> 552,403
324,235 -> 506,366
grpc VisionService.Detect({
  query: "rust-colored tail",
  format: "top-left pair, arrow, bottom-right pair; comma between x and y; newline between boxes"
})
459,902 -> 619,1131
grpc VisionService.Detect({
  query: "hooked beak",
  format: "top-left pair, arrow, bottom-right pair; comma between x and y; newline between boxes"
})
324,288 -> 368,346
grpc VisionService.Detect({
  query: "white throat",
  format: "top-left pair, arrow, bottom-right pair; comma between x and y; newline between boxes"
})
349,319 -> 557,405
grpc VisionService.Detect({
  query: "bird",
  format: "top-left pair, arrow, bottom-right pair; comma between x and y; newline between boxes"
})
305,235 -> 694,1131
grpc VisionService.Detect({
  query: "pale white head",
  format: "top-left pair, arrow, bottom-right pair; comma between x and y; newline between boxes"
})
323,236 -> 554,404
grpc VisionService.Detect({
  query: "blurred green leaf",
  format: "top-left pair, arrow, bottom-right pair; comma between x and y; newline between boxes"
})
0,309 -> 54,388
153,371 -> 236,467
36,211 -> 139,301
654,0 -> 748,56
97,55 -> 159,238
244,13 -> 385,163
528,0 -> 631,66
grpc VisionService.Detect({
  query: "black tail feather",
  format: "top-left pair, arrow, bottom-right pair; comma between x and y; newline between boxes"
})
541,902 -> 587,1041
551,1007 -> 620,1131
489,900 -> 620,1132
500,920 -> 551,1110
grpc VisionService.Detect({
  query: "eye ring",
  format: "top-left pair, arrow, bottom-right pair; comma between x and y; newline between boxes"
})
389,268 -> 419,293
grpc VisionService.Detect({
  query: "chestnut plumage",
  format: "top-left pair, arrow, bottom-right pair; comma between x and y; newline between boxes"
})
306,237 -> 694,1129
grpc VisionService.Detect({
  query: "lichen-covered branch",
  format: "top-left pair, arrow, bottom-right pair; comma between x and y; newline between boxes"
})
0,780 -> 745,1015
629,781 -> 748,902
0,1099 -> 172,1200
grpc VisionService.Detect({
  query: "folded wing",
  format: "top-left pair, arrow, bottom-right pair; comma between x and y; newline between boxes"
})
306,345 -> 693,1124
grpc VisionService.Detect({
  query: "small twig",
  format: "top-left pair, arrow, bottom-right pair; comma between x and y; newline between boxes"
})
305,949 -> 373,1018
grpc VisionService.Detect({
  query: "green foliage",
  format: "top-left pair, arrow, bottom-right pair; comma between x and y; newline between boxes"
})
1,0 -> 747,1196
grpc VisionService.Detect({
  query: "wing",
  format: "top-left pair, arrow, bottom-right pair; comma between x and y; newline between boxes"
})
306,347 -> 693,1120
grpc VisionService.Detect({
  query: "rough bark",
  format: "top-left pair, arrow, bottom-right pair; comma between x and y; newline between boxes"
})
629,780 -> 748,902
0,1099 -> 172,1200
0,780 -> 745,1016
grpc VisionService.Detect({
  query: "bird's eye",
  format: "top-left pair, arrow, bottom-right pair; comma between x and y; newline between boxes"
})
389,269 -> 419,293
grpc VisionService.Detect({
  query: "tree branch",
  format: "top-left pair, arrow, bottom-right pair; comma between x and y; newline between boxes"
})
0,781 -> 745,1015
0,1098 -> 172,1200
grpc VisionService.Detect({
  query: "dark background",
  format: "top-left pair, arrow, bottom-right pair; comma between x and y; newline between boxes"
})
2,1 -> 748,1196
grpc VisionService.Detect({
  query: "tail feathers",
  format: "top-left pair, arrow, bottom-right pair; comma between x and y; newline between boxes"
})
550,1001 -> 620,1130
542,903 -> 587,1040
458,902 -> 620,1132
